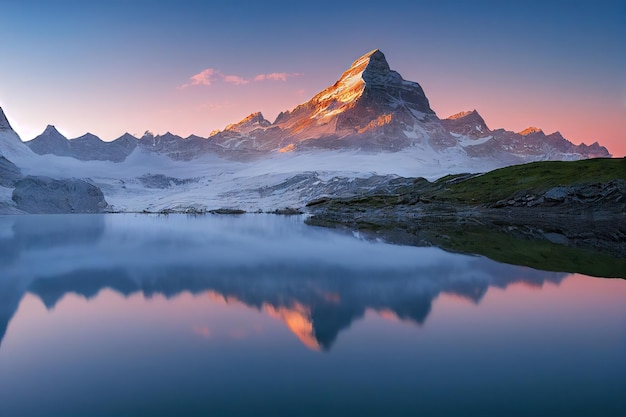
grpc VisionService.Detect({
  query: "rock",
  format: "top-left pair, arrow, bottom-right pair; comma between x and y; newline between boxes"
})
138,174 -> 197,189
209,208 -> 246,215
544,232 -> 570,245
273,207 -> 303,215
12,176 -> 108,214
0,156 -> 22,187
544,187 -> 569,202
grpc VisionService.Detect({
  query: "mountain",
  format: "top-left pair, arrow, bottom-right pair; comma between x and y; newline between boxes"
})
0,107 -> 33,160
26,127 -> 138,162
0,156 -> 22,187
442,110 -> 490,139
224,112 -> 271,134
209,49 -> 448,152
271,48 -> 440,150
26,125 -> 72,156
71,132 -> 138,162
206,49 -> 609,158
441,110 -> 610,159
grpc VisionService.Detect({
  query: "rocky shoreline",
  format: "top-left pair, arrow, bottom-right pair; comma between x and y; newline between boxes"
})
305,160 -> 626,277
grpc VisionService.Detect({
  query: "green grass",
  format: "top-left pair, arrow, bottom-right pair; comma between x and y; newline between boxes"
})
433,158 -> 626,204
427,225 -> 626,278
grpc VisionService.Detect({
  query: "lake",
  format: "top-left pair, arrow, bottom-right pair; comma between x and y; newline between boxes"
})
0,214 -> 624,417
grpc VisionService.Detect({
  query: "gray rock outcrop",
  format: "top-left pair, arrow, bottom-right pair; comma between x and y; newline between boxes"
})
0,156 -> 23,187
12,176 -> 108,214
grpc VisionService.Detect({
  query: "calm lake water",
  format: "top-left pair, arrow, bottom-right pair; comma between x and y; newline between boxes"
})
0,214 -> 624,417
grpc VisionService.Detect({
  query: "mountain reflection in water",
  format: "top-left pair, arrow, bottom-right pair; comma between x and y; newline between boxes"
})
0,214 -> 568,351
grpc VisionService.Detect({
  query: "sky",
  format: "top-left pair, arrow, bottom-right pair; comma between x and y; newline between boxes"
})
0,0 -> 625,156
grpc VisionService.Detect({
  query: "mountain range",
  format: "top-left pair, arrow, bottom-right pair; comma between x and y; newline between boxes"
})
15,49 -> 609,162
0,49 -> 613,214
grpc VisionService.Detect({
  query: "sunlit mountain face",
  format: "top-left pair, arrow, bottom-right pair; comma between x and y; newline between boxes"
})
0,214 -> 568,351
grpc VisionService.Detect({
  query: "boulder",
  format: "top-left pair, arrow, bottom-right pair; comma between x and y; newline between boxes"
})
12,176 -> 108,214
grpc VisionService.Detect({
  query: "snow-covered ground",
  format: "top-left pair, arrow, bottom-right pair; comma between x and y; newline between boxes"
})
6,144 -> 511,213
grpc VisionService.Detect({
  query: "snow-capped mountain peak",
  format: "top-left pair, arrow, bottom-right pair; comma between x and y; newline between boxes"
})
308,49 -> 434,117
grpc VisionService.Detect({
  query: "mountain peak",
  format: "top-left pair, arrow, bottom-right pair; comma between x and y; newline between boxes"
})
74,133 -> 102,142
351,49 -> 390,80
280,48 -> 435,135
447,110 -> 479,120
331,49 -> 397,95
43,124 -> 62,135
225,112 -> 271,134
117,133 -> 138,140
442,109 -> 490,138
519,126 -> 543,136
0,107 -> 13,131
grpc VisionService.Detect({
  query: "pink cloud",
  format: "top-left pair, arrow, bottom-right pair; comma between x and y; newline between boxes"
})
181,69 -> 301,88
223,74 -> 250,85
254,72 -> 301,82
181,68 -> 218,88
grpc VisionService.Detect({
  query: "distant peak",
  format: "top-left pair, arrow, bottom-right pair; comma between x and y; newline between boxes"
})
241,112 -> 268,124
225,112 -> 271,132
447,110 -> 479,120
44,124 -> 59,133
0,107 -> 13,131
142,130 -> 155,138
519,126 -> 543,135
75,132 -> 101,141
443,109 -> 490,136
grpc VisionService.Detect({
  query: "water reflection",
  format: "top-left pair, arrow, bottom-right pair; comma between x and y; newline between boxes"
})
0,214 -> 568,350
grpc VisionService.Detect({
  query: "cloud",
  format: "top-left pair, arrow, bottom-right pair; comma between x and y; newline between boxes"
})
222,74 -> 250,85
181,68 -> 218,88
181,69 -> 301,88
254,72 -> 301,82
